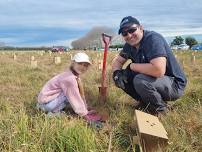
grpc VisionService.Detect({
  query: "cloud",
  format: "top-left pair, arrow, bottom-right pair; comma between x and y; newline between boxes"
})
22,38 -> 76,47
0,0 -> 202,46
0,25 -> 88,47
0,37 -> 20,45
158,27 -> 202,37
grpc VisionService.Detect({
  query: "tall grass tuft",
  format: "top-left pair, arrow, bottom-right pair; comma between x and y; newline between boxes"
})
0,50 -> 202,151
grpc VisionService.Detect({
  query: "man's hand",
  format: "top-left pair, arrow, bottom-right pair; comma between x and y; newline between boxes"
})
112,70 -> 128,89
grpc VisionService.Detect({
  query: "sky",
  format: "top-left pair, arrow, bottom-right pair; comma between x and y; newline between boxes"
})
0,0 -> 202,47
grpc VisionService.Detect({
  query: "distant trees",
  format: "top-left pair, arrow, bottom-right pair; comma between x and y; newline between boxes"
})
171,36 -> 184,46
185,37 -> 198,48
171,36 -> 198,48
109,44 -> 124,48
0,46 -> 51,51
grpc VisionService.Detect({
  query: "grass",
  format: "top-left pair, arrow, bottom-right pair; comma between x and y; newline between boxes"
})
0,50 -> 201,152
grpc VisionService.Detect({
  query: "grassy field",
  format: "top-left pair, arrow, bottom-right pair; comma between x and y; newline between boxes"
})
0,50 -> 201,152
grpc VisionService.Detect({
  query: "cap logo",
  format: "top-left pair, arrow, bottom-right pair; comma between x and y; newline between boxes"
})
120,18 -> 129,26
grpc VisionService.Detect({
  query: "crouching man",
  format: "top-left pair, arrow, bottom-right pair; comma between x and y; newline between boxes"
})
112,16 -> 187,115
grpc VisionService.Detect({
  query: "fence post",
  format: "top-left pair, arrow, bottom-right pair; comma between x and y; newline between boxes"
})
31,60 -> 37,69
13,53 -> 17,60
54,56 -> 61,65
191,55 -> 196,64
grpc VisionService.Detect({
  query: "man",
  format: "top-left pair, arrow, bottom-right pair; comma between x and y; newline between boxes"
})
112,16 -> 187,115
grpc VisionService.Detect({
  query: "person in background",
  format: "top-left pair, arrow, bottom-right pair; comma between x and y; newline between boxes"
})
112,16 -> 187,116
37,52 -> 101,123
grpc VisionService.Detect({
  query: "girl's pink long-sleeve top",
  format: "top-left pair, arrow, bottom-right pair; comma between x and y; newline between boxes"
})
38,69 -> 88,116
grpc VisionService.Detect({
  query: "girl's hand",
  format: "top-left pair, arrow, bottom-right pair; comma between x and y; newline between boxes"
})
88,109 -> 97,115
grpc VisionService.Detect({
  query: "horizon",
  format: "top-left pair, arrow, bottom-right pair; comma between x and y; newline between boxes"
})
1,33 -> 202,48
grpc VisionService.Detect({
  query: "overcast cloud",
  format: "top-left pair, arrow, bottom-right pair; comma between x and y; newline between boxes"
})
0,0 -> 202,46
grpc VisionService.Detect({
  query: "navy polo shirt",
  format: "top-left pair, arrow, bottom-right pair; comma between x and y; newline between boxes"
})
119,30 -> 187,89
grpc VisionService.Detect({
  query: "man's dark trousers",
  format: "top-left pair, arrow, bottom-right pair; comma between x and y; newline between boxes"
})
121,68 -> 183,112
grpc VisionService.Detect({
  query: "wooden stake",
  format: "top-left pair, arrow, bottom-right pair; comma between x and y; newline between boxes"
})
31,60 -> 37,69
98,59 -> 103,70
13,54 -> 17,60
49,51 -> 52,56
107,131 -> 113,152
31,56 -> 35,61
54,56 -> 61,65
191,55 -> 196,64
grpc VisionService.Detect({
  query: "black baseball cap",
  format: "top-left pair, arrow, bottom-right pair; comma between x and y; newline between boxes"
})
118,16 -> 140,34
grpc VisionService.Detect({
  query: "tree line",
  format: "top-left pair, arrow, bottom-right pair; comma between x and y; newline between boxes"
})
171,36 -> 198,48
0,46 -> 51,51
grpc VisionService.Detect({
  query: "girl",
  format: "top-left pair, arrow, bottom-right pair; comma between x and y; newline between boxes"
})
37,52 -> 101,122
